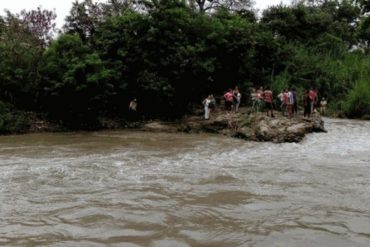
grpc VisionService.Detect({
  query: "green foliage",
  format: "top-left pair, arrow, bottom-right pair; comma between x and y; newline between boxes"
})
271,72 -> 290,93
0,13 -> 43,109
2,0 -> 370,127
38,34 -> 114,127
357,15 -> 370,51
261,2 -> 359,48
343,79 -> 370,118
64,0 -> 102,42
0,101 -> 30,133
341,54 -> 370,117
94,4 -> 256,117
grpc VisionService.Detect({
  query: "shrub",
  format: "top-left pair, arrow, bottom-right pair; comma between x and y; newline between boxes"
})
343,79 -> 370,118
0,101 -> 30,134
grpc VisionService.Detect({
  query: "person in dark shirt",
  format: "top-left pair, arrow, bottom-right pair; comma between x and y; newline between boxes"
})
303,90 -> 312,118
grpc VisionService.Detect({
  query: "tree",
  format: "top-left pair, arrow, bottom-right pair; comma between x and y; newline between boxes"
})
0,11 -> 44,109
38,34 -> 114,126
101,0 -> 141,15
64,0 -> 103,42
355,0 -> 370,14
261,2 -> 360,49
357,15 -> 370,51
188,0 -> 254,13
18,7 -> 57,47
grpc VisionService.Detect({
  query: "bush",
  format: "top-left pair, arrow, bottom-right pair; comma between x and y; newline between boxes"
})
0,101 -> 30,134
343,79 -> 370,118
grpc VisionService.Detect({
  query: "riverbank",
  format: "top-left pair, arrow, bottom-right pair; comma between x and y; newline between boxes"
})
4,107 -> 326,143
138,107 -> 326,143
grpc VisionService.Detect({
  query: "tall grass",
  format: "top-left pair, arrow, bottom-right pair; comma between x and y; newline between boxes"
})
343,79 -> 370,118
341,54 -> 370,118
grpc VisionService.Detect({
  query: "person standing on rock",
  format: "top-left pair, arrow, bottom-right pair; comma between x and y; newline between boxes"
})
277,90 -> 284,113
224,89 -> 234,111
250,88 -> 258,112
263,86 -> 274,117
233,86 -> 241,113
303,90 -> 312,118
287,89 -> 294,118
202,95 -> 211,120
283,89 -> 289,116
309,87 -> 317,113
292,87 -> 298,116
320,97 -> 327,115
256,86 -> 264,112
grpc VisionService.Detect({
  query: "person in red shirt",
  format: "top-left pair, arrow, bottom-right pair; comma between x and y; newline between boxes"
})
224,89 -> 234,111
263,86 -> 274,117
308,87 -> 317,113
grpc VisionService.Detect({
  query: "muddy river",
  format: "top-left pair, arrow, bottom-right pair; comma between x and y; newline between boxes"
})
0,118 -> 369,246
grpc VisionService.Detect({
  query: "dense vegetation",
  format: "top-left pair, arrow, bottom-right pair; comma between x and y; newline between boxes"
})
0,0 -> 370,131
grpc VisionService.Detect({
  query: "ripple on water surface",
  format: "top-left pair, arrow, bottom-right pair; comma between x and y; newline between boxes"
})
0,119 -> 370,246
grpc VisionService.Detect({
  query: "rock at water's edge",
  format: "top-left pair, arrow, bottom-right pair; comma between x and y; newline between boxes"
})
155,109 -> 326,143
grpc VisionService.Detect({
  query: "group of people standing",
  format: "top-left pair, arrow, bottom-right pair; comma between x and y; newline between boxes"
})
203,85 -> 327,120
250,86 -> 275,117
202,94 -> 216,120
223,87 -> 242,112
303,88 -> 327,117
259,86 -> 327,118
277,88 -> 298,118
303,88 -> 317,118
202,87 -> 241,120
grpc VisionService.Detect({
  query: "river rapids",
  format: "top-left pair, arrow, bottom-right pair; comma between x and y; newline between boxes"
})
0,118 -> 369,246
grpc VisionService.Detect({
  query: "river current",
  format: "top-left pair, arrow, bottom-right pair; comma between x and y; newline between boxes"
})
0,118 -> 369,246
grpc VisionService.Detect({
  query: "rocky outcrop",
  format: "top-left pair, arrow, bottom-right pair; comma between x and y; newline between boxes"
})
15,107 -> 325,142
138,108 -> 326,143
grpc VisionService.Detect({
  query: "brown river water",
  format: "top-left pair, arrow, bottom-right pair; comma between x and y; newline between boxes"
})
0,118 -> 369,247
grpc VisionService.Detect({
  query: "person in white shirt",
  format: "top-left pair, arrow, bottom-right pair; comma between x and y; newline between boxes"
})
202,95 -> 211,120
233,86 -> 242,113
287,89 -> 294,118
320,97 -> 327,115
